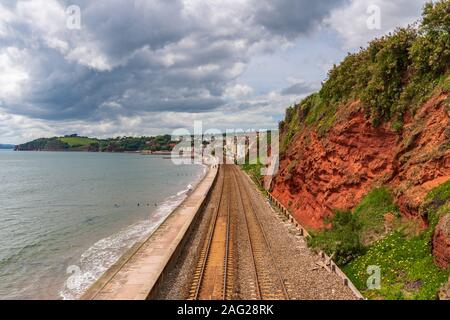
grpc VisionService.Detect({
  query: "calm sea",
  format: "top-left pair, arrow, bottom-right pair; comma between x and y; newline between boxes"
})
0,150 -> 205,299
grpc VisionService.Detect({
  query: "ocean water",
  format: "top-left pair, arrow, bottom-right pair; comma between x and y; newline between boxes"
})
0,150 -> 205,299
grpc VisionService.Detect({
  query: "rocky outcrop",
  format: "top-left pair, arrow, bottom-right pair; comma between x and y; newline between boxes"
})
433,213 -> 450,269
270,93 -> 450,229
392,94 -> 450,219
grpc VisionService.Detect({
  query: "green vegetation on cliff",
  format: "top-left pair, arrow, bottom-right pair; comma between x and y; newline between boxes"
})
274,0 -> 450,301
344,227 -> 449,300
15,137 -> 70,151
279,0 -> 450,152
308,210 -> 366,266
344,181 -> 450,300
309,181 -> 450,300
308,188 -> 399,266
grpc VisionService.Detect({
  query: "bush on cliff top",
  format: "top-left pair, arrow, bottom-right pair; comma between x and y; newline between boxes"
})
280,0 -> 450,152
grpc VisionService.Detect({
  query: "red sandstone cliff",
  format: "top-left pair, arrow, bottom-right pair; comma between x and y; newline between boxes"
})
270,93 -> 450,230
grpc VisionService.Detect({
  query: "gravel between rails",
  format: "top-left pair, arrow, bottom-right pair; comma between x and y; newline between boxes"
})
231,168 -> 259,299
238,169 -> 357,300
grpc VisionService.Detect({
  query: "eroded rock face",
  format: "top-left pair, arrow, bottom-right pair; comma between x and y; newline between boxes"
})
433,214 -> 450,269
270,93 -> 450,229
392,94 -> 450,219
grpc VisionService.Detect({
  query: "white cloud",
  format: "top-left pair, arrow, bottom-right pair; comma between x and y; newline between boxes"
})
0,3 -> 15,38
16,0 -> 69,51
0,47 -> 29,99
326,0 -> 427,49
225,84 -> 254,100
0,111 -> 57,143
65,45 -> 113,71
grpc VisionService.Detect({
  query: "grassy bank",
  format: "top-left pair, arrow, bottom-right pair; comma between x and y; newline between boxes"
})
241,162 -> 264,186
309,181 -> 450,300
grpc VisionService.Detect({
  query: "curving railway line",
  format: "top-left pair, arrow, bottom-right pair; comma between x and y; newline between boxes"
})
189,165 -> 289,300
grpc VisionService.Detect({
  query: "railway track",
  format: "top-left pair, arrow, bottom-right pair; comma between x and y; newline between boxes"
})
230,166 -> 289,300
189,165 -> 289,300
189,166 -> 235,300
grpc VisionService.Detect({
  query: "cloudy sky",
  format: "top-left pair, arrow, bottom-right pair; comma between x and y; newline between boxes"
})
0,0 -> 428,144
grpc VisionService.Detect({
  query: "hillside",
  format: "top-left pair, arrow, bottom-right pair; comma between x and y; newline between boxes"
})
15,134 -> 175,153
269,1 -> 449,299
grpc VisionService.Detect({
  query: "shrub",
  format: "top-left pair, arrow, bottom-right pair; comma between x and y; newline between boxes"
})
361,28 -> 417,125
354,187 -> 400,245
410,0 -> 450,77
308,210 -> 365,266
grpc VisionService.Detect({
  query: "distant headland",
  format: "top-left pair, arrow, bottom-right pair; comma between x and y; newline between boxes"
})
15,134 -> 177,153
0,144 -> 15,149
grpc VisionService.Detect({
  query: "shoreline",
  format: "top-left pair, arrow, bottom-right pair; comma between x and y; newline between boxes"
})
79,159 -> 217,300
60,162 -> 208,300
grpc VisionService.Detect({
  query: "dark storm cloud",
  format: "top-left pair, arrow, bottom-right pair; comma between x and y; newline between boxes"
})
0,0 -> 346,122
71,0 -> 190,61
253,0 -> 348,38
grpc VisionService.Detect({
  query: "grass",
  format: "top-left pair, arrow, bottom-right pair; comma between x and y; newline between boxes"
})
425,179 -> 450,207
343,180 -> 450,300
241,160 -> 266,192
308,210 -> 366,266
59,137 -> 97,147
304,96 -> 337,137
308,180 -> 450,299
343,222 -> 449,300
354,187 -> 400,245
